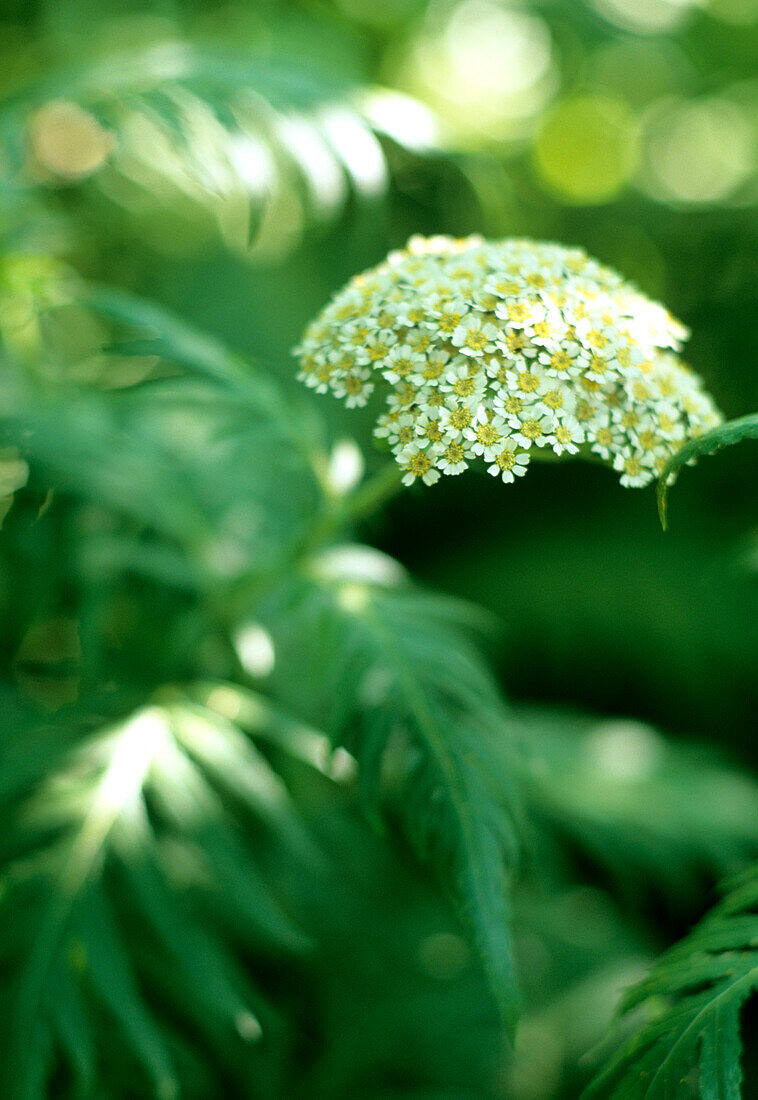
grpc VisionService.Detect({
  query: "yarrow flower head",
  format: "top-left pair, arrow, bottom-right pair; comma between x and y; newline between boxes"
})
295,235 -> 722,489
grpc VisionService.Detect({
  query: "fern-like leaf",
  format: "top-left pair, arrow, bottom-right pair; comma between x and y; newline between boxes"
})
255,545 -> 521,1030
585,865 -> 758,1099
0,695 -> 321,1099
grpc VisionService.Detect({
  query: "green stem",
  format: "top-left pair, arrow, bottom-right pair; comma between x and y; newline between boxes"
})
219,461 -> 403,619
335,460 -> 404,528
294,460 -> 404,558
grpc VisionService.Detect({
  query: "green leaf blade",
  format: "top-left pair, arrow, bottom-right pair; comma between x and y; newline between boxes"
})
658,413 -> 758,529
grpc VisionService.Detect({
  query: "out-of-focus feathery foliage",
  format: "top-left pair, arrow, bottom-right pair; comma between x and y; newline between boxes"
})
2,287 -> 327,585
0,40 -> 438,261
0,697 -> 309,1100
518,710 -> 758,907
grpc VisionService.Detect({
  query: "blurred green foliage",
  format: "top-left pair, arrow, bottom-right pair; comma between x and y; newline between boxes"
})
2,0 -> 758,1097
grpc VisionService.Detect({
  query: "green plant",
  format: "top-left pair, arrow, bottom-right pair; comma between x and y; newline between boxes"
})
2,5 -> 758,1099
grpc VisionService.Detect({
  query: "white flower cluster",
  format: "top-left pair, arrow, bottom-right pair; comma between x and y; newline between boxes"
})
296,235 -> 721,488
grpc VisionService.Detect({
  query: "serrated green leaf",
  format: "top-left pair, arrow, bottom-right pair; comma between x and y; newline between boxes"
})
256,560 -> 521,1031
585,865 -> 758,1100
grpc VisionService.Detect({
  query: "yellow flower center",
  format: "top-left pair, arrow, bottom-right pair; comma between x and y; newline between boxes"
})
521,418 -> 543,440
408,453 -> 431,477
518,371 -> 540,393
449,407 -> 473,430
439,311 -> 462,332
453,377 -> 476,397
465,330 -> 488,352
476,424 -> 499,446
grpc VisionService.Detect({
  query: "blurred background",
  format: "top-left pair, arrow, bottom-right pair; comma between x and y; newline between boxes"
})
2,1 -> 758,1097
